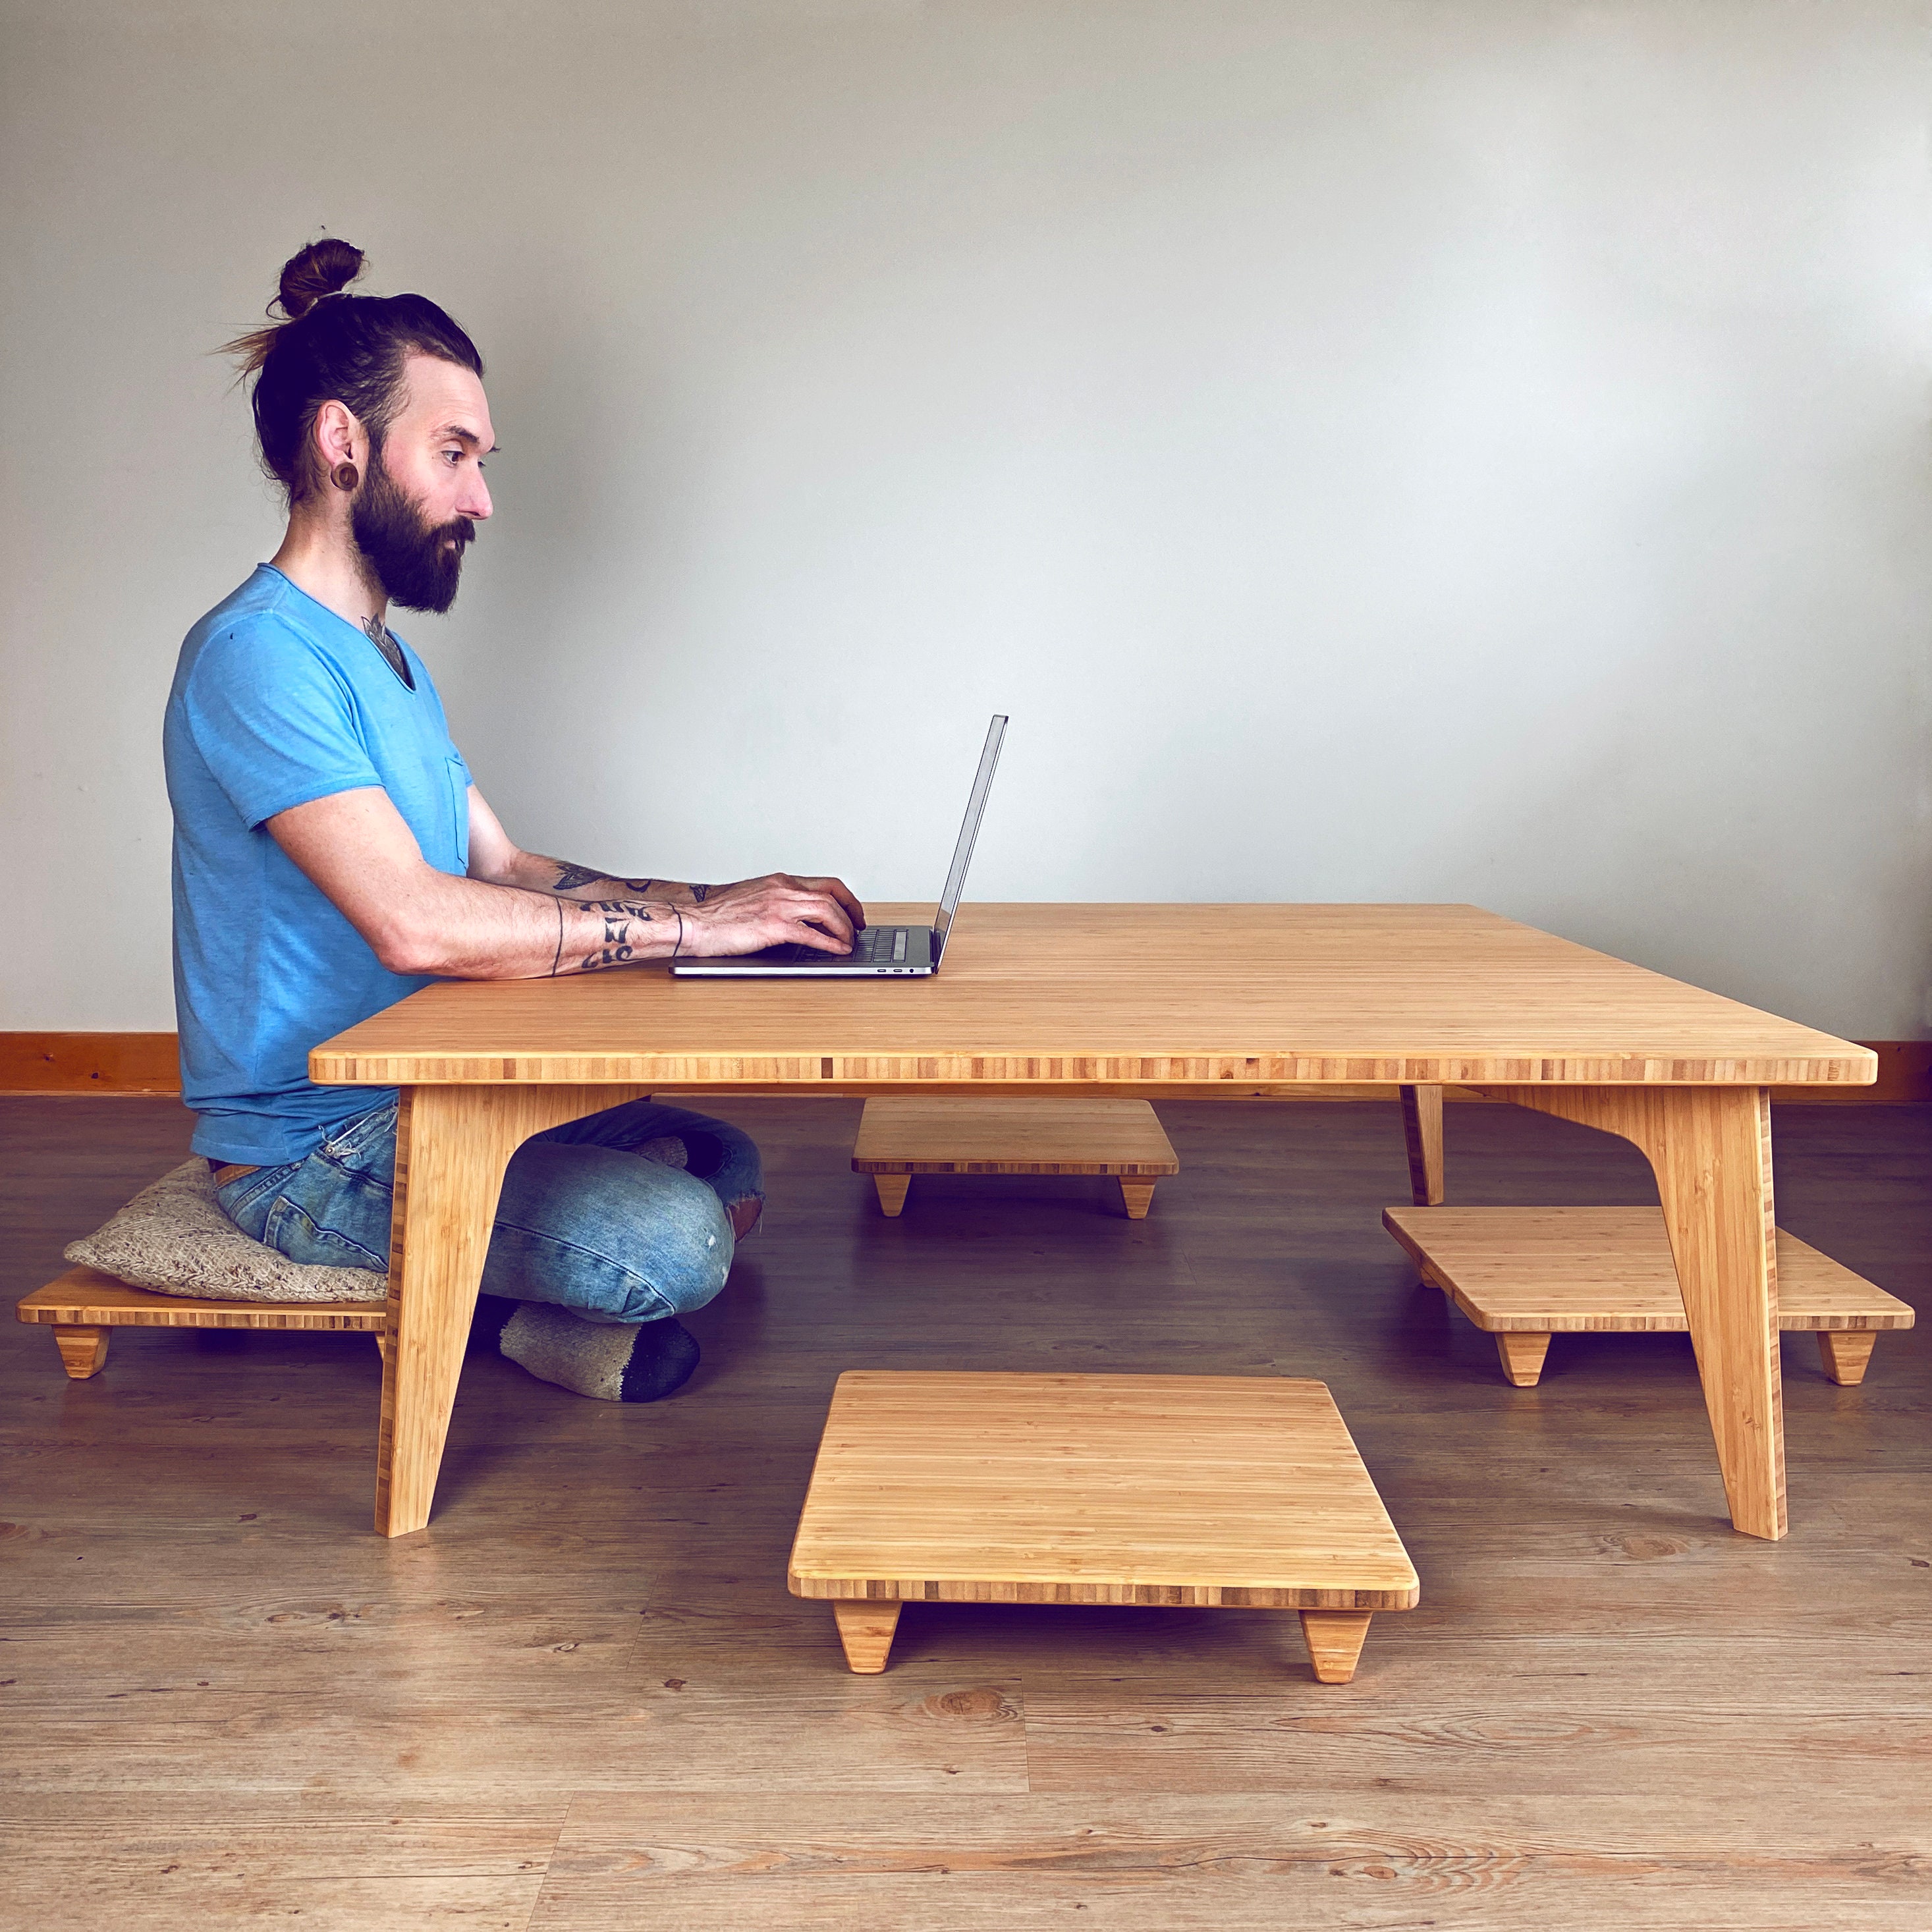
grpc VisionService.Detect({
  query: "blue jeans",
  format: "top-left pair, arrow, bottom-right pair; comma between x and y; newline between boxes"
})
215,1098 -> 763,1325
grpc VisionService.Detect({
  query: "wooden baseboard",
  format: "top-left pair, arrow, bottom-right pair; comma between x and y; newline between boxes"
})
3,1034 -> 1927,1102
0,1033 -> 183,1095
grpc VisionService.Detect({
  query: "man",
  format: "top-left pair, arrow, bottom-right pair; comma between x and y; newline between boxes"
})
165,238 -> 862,1402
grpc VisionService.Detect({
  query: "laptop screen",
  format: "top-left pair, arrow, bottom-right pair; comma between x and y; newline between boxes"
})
932,714 -> 1007,961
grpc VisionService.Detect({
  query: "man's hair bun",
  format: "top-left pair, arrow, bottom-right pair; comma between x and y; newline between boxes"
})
274,236 -> 366,319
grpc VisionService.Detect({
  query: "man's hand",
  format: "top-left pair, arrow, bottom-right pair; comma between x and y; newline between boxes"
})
680,873 -> 868,956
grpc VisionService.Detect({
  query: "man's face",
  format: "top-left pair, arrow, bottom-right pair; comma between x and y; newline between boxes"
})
352,354 -> 495,614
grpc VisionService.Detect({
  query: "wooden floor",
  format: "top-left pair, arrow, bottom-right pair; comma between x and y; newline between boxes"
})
2,1093 -> 1928,1930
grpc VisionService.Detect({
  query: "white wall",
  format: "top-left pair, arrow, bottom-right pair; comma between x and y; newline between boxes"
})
3,0 -> 1927,1037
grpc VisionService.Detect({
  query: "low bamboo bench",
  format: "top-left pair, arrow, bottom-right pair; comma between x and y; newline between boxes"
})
1382,1206 -> 1914,1388
851,1097 -> 1180,1219
788,1370 -> 1418,1684
16,1267 -> 389,1379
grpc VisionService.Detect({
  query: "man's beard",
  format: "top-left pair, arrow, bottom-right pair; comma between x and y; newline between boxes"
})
350,445 -> 475,614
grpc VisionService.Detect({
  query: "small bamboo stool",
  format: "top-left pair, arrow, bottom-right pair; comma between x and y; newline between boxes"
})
851,1097 -> 1180,1219
1382,1206 -> 1914,1388
16,1266 -> 389,1379
788,1371 -> 1418,1684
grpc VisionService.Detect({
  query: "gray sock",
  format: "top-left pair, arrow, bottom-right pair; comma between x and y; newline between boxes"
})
485,1136 -> 701,1402
498,1302 -> 700,1402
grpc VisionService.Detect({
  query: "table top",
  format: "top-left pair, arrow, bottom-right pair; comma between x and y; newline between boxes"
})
310,902 -> 1873,1089
787,1370 -> 1420,1607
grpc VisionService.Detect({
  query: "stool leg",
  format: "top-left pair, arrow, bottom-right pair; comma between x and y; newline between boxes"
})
53,1325 -> 110,1380
1118,1178 -> 1157,1219
1300,1609 -> 1373,1684
1495,1332 -> 1551,1387
833,1599 -> 902,1673
1817,1331 -> 1877,1387
872,1175 -> 912,1218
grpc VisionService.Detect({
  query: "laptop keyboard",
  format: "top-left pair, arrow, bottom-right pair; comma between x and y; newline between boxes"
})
851,927 -> 910,962
768,926 -> 913,966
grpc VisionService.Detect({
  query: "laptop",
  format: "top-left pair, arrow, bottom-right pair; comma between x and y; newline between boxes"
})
670,714 -> 1007,978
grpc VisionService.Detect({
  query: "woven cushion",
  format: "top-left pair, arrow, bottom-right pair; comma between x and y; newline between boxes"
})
63,1161 -> 387,1304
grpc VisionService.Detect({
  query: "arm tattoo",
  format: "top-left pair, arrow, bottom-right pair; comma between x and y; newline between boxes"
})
690,883 -> 713,904
575,899 -> 657,973
549,897 -> 565,978
553,863 -> 664,895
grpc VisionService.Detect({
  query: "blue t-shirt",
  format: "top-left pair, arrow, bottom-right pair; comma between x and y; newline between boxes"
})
164,565 -> 472,1165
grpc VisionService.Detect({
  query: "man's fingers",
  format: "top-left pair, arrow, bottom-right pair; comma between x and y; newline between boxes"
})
688,878 -> 861,954
788,891 -> 854,947
787,875 -> 866,930
787,919 -> 851,954
821,877 -> 866,929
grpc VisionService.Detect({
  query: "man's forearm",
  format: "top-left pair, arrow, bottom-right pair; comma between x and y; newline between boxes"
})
384,871 -> 686,980
498,850 -> 717,906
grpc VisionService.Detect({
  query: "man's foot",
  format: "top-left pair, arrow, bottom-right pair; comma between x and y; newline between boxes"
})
491,1300 -> 701,1402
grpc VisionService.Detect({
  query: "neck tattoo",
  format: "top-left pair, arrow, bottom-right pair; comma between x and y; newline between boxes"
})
361,613 -> 415,690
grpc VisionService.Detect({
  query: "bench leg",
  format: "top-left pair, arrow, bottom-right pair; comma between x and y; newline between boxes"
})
1817,1331 -> 1877,1387
53,1325 -> 110,1379
833,1599 -> 902,1673
1495,1331 -> 1553,1387
872,1174 -> 912,1217
1398,1084 -> 1445,1205
1300,1609 -> 1373,1684
1118,1178 -> 1157,1219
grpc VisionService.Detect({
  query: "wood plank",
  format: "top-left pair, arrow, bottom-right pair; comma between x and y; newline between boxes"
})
11,1875 -> 542,1931
1381,1208 -> 1916,1332
788,1371 -> 1419,1608
529,1792 -> 1932,1932
852,1097 -> 1180,1174
307,904 -> 1876,1088
0,1672 -> 1035,1796
0,1795 -> 566,1931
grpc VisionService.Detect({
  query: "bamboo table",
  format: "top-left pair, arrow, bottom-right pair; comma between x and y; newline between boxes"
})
310,903 -> 1875,1541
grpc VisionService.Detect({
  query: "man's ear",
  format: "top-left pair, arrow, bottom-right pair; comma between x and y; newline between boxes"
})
311,399 -> 367,478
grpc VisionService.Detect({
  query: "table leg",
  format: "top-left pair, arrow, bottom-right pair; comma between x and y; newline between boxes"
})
375,1082 -> 650,1537
1398,1084 -> 1445,1205
1495,1085 -> 1784,1540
